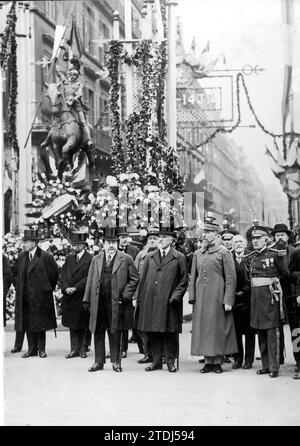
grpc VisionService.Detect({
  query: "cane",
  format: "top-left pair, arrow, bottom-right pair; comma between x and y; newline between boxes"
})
118,301 -> 124,370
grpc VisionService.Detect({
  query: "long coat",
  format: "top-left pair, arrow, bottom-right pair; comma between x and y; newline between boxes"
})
61,250 -> 92,330
83,250 -> 139,333
3,254 -> 12,327
232,253 -> 252,334
137,247 -> 187,333
14,247 -> 59,332
189,245 -> 238,356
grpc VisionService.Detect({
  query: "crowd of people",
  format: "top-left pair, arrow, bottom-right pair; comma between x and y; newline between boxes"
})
3,214 -> 300,379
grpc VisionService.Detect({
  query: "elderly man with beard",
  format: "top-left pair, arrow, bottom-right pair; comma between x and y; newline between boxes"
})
137,226 -> 187,373
232,234 -> 256,369
83,227 -> 139,373
189,214 -> 237,373
272,222 -> 300,379
244,225 -> 290,378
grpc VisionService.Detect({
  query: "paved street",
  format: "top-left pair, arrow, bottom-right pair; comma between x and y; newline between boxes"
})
3,319 -> 300,426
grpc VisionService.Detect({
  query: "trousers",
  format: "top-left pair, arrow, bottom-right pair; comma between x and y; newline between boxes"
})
257,327 -> 280,373
26,330 -> 46,354
69,329 -> 88,353
147,332 -> 178,365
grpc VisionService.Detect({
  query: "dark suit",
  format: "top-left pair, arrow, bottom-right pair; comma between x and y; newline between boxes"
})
3,254 -> 12,327
83,250 -> 139,366
13,247 -> 59,354
232,252 -> 255,365
61,250 -> 92,354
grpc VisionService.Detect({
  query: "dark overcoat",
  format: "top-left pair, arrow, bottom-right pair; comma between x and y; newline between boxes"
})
232,253 -> 252,334
189,245 -> 238,356
61,250 -> 92,329
14,247 -> 59,332
3,254 -> 13,327
83,250 -> 139,333
137,247 -> 187,333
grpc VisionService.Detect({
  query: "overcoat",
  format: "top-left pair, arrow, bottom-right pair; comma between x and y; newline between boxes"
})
3,254 -> 12,327
83,250 -> 139,333
232,253 -> 252,334
14,247 -> 59,332
189,244 -> 238,356
61,250 -> 92,329
137,247 -> 187,333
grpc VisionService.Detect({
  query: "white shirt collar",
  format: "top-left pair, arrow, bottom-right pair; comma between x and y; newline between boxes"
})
29,247 -> 37,258
159,245 -> 170,256
77,250 -> 85,260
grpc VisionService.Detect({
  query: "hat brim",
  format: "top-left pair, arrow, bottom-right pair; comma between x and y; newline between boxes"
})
271,229 -> 291,237
103,236 -> 119,241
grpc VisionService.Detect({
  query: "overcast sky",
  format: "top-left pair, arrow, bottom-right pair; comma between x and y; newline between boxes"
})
176,0 -> 300,199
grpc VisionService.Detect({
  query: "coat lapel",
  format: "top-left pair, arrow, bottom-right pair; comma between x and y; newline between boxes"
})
96,251 -> 104,277
112,251 -> 123,275
152,250 -> 161,266
72,250 -> 88,275
158,247 -> 176,269
27,248 -> 41,274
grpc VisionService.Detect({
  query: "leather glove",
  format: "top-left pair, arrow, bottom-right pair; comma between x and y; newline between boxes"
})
82,302 -> 90,312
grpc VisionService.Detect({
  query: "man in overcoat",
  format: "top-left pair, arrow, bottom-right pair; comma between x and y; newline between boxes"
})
61,230 -> 92,358
13,229 -> 59,358
83,227 -> 139,372
137,227 -> 187,373
3,254 -> 12,327
232,234 -> 255,369
189,214 -> 237,373
244,225 -> 289,378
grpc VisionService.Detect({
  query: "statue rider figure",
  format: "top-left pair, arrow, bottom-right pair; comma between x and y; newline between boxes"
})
56,58 -> 94,150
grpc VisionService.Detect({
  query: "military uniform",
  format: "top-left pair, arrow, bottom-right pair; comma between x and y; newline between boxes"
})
244,243 -> 289,375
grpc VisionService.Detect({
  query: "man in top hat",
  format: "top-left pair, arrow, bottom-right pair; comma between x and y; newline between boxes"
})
117,228 -> 140,357
61,230 -> 93,359
272,222 -> 300,379
244,225 -> 289,377
13,229 -> 59,358
137,226 -> 187,373
83,227 -> 139,372
189,214 -> 237,373
134,226 -> 160,364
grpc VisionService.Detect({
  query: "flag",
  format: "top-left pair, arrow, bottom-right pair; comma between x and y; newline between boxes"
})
51,7 -> 66,61
66,16 -> 83,60
281,0 -> 294,134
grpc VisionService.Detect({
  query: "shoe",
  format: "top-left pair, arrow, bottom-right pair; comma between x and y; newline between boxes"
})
293,367 -> 300,380
112,363 -> 122,372
200,364 -> 213,374
213,365 -> 223,374
145,363 -> 163,371
232,361 -> 242,369
198,358 -> 205,363
80,352 -> 87,358
65,351 -> 79,359
167,363 -> 177,373
243,363 -> 252,369
128,336 -> 136,343
106,352 -> 111,358
137,355 -> 153,364
39,351 -> 47,358
21,351 -> 38,358
256,368 -> 270,375
121,351 -> 127,359
88,363 -> 103,372
269,371 -> 278,378
11,347 -> 22,353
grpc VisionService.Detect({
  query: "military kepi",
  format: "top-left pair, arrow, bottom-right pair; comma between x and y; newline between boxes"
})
250,225 -> 269,238
203,212 -> 219,232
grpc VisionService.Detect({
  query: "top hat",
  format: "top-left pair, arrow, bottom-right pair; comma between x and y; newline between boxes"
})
118,227 -> 129,237
101,227 -> 119,241
272,223 -> 291,237
23,229 -> 42,242
159,226 -> 175,237
69,230 -> 88,245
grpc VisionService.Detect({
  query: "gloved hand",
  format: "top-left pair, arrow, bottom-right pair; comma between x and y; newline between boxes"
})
82,302 -> 90,312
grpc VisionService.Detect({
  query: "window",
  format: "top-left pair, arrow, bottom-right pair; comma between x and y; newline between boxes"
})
45,0 -> 56,20
83,5 -> 96,57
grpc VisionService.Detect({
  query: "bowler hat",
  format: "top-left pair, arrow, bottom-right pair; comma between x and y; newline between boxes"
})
23,229 -> 41,242
272,223 -> 291,237
69,230 -> 88,244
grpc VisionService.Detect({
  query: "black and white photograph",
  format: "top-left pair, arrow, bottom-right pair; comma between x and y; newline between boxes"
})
1,0 -> 300,428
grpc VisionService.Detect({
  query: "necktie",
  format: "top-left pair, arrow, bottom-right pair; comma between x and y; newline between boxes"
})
106,255 -> 112,266
161,250 -> 166,260
29,252 -> 33,262
76,254 -> 80,262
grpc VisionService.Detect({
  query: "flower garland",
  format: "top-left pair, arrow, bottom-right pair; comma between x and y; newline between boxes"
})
0,1 -> 20,164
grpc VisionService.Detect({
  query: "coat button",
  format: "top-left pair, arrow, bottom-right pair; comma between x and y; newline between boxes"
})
155,281 -> 158,284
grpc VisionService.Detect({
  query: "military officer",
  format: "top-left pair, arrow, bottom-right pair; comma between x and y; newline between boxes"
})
244,225 -> 289,378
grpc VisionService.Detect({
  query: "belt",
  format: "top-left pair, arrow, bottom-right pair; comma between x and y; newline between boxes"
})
251,277 -> 285,320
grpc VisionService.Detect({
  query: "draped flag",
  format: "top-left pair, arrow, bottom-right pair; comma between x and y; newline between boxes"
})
66,16 -> 83,60
281,0 -> 294,134
51,7 -> 67,61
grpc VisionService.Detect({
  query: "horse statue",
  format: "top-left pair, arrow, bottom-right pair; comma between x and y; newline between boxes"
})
40,81 -> 94,178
